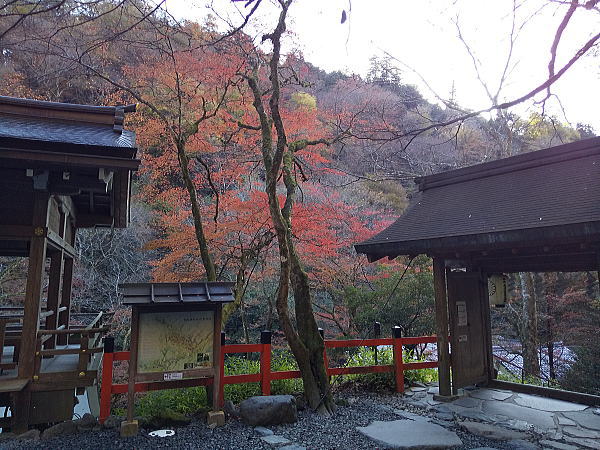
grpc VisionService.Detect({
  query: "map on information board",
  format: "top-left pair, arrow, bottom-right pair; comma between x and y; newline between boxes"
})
137,310 -> 214,373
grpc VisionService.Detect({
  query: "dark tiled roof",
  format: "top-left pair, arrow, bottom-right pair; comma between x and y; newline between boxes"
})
120,282 -> 236,305
0,113 -> 136,149
355,137 -> 600,259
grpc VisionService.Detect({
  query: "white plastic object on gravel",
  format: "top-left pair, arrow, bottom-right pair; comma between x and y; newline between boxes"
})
148,429 -> 175,437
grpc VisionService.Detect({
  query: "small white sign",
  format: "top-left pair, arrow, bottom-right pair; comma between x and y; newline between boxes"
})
456,301 -> 468,327
458,334 -> 468,343
163,372 -> 183,381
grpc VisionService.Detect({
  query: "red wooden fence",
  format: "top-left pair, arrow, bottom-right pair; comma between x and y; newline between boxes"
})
99,328 -> 438,424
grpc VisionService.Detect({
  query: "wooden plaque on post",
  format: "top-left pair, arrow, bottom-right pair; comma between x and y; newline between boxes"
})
119,282 -> 234,433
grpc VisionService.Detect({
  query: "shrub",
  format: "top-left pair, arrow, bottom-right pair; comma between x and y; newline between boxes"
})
330,346 -> 438,391
271,350 -> 303,395
135,353 -> 302,418
132,346 -> 439,418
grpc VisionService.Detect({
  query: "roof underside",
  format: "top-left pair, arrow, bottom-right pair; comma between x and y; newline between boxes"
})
355,137 -> 600,268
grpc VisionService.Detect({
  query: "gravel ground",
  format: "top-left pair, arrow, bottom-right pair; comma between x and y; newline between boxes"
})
0,393 -> 540,450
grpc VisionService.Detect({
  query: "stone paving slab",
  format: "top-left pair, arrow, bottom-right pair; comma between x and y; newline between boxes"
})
357,420 -> 463,449
539,440 -> 580,450
561,436 -> 600,449
453,397 -> 482,408
505,439 -> 540,450
459,421 -> 530,441
261,435 -> 291,445
556,416 -> 576,426
562,426 -> 599,439
562,411 -> 600,430
482,399 -> 556,429
513,394 -> 588,412
469,390 -> 513,401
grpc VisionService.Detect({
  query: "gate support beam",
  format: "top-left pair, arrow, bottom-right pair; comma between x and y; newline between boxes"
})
433,257 -> 452,397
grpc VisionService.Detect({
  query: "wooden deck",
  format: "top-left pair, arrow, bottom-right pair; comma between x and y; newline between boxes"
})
1,345 -> 82,380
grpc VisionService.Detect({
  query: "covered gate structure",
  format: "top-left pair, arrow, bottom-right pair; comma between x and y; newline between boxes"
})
355,136 -> 600,405
0,96 -> 139,431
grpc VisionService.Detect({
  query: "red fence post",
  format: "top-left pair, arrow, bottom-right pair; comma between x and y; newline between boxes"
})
392,326 -> 405,393
99,336 -> 114,424
260,330 -> 272,395
219,332 -> 225,407
373,321 -> 381,365
318,328 -> 330,377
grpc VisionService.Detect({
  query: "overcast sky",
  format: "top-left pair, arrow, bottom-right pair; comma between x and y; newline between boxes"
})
168,0 -> 600,130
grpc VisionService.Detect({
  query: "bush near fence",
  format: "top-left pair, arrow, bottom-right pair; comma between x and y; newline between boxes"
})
99,327 -> 440,422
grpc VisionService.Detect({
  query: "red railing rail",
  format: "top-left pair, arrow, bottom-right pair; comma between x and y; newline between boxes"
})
99,327 -> 439,424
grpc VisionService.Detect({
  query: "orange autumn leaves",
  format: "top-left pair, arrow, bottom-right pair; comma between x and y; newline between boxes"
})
128,46 -> 390,287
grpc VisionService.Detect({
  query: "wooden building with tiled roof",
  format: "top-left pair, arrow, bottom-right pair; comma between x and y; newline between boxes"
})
355,137 -> 600,404
0,96 -> 140,432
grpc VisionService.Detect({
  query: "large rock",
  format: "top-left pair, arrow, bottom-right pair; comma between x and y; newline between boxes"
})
101,415 -> 123,430
41,420 -> 78,440
459,421 -> 530,441
74,413 -> 98,431
239,395 -> 297,426
357,419 -> 463,449
15,429 -> 39,441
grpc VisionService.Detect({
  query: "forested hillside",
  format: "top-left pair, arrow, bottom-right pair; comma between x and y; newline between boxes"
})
0,0 -> 598,397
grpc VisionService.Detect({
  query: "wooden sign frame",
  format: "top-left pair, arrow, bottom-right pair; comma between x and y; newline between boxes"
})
125,303 -> 223,423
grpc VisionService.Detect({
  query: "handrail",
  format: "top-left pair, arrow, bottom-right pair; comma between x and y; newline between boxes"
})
39,346 -> 103,357
37,326 -> 109,336
86,311 -> 103,330
39,310 -> 54,319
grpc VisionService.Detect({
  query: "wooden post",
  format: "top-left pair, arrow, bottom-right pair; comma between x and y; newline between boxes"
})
18,192 -> 49,378
219,331 -> 225,406
433,258 -> 452,397
126,308 -> 139,424
15,192 -> 49,432
212,307 -> 222,411
99,336 -> 114,424
480,270 -> 495,383
392,326 -> 404,393
44,250 -> 64,350
318,328 -> 329,377
373,321 -> 381,365
260,330 -> 271,396
57,256 -> 73,346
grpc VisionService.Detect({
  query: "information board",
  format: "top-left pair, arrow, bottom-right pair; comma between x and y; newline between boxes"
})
136,309 -> 214,373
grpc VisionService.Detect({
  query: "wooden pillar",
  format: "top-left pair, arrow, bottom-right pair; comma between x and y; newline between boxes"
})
480,270 -> 495,383
433,257 -> 452,397
212,306 -> 222,410
57,256 -> 74,346
18,192 -> 49,378
44,250 -> 64,350
15,192 -> 49,432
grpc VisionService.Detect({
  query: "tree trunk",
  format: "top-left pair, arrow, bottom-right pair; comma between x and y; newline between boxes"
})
176,141 -> 217,281
520,272 -> 540,380
243,0 -> 335,415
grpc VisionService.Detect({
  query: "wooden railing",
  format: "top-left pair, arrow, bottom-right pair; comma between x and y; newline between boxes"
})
99,328 -> 439,424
